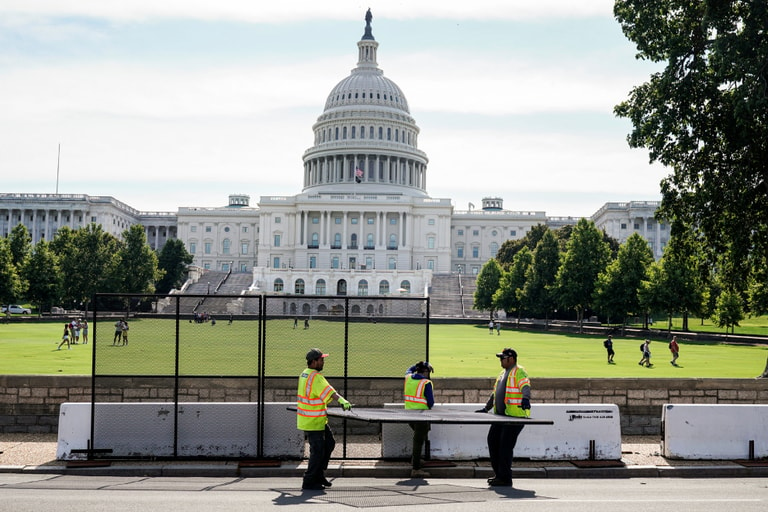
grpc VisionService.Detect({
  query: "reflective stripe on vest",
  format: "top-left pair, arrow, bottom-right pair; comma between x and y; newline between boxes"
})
404,376 -> 430,410
493,366 -> 530,418
297,369 -> 334,430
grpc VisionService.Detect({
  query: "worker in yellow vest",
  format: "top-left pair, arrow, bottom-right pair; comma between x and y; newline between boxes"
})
404,361 -> 434,478
296,348 -> 351,491
476,347 -> 531,487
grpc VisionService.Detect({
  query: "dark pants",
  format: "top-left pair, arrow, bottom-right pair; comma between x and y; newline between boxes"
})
409,422 -> 430,470
487,423 -> 524,482
303,425 -> 335,486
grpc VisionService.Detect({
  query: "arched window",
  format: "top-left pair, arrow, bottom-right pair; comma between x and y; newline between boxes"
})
350,233 -> 358,249
366,233 -> 374,249
400,280 -> 411,293
388,234 -> 397,249
274,278 -> 284,292
316,279 -> 326,295
222,239 -> 230,254
360,126 -> 365,139
295,279 -> 305,295
333,233 -> 342,248
310,232 -> 319,248
490,242 -> 499,255
379,280 -> 390,295
337,279 -> 347,295
358,279 -> 368,296
351,126 -> 356,139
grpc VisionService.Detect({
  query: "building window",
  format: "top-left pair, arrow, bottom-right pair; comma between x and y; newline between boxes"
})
240,263 -> 247,272
351,217 -> 358,224
400,280 -> 411,293
379,280 -> 390,294
388,257 -> 396,269
490,242 -> 498,255
274,234 -> 281,247
205,226 -> 212,232
428,219 -> 435,225
332,256 -> 340,269
491,230 -> 497,236
222,262 -> 230,272
242,226 -> 248,233
191,226 -> 197,233
275,217 -> 281,224
316,279 -> 326,295
390,218 -> 397,225
427,259 -> 435,270
621,223 -> 627,229
472,246 -> 479,258
388,234 -> 397,249
189,243 -> 196,254
309,256 -> 317,269
427,236 -> 435,249
333,233 -> 342,248
634,223 -> 640,230
660,223 -> 667,230
310,233 -> 319,247
367,217 -> 374,225
273,257 -> 280,268
335,217 -> 342,224
312,217 -> 319,224
223,239 -> 230,254
241,243 -> 248,255
358,279 -> 368,296
457,246 -> 464,258
204,263 -> 211,270
295,279 -> 305,294
224,226 -> 230,232
510,230 -> 516,236
274,278 -> 284,292
472,230 -> 479,236
204,243 -> 212,254
458,229 -> 464,236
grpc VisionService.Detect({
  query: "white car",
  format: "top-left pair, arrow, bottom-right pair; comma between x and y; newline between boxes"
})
2,305 -> 32,314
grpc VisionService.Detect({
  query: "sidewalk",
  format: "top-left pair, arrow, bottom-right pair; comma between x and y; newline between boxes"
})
1,433 -> 767,478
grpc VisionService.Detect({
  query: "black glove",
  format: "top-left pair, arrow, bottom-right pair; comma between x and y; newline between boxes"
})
475,408 -> 488,413
520,398 -> 531,410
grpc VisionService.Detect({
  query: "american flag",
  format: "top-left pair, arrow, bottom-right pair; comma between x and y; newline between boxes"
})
355,167 -> 363,182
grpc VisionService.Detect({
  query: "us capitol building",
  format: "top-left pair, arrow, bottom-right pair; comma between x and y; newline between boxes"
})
0,12 -> 668,299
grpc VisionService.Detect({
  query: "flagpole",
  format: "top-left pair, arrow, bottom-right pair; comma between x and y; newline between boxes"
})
55,143 -> 61,194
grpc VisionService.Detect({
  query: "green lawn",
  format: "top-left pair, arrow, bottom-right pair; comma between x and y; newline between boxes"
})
1,319 -> 766,378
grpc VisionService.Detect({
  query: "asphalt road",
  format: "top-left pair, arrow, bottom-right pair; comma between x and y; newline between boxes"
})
1,475 -> 767,512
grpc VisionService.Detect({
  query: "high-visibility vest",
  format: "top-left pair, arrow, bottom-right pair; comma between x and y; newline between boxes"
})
492,366 -> 530,418
296,368 -> 335,431
404,376 -> 431,410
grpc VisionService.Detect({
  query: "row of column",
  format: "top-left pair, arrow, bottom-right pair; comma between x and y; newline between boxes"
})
304,154 -> 426,190
1,208 -> 84,244
294,210 -> 409,249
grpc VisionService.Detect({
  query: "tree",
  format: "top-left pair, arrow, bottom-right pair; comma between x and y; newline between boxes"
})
495,224 -> 549,268
493,246 -> 532,324
0,238 -> 22,305
594,233 -> 654,329
156,239 -> 193,294
712,288 -> 745,335
22,241 -> 61,315
521,230 -> 561,323
8,223 -> 32,269
555,218 -> 610,332
116,225 -> 161,295
54,224 -> 121,311
474,259 -> 502,320
614,1 -> 768,287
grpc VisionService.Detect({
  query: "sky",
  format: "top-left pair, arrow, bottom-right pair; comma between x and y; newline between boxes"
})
1,0 -> 666,218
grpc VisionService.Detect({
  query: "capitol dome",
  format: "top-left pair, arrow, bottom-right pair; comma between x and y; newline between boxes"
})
302,10 -> 429,197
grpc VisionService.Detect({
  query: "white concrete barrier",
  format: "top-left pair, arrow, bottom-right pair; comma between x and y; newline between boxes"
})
662,404 -> 768,459
57,402 -> 303,460
382,403 -> 621,460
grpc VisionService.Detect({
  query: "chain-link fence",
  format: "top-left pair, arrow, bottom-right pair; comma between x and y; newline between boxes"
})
88,293 -> 429,460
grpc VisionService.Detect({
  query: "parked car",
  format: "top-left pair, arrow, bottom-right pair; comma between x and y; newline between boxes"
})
2,305 -> 32,314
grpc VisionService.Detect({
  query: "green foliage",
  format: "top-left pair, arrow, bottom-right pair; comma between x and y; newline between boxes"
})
473,259 -> 502,318
22,241 -> 62,314
156,239 -> 194,294
614,0 -> 768,292
0,238 -> 22,304
493,246 -> 532,317
116,225 -> 160,295
9,224 -> 32,270
495,224 -> 549,268
595,233 -> 654,324
555,218 -> 610,327
521,230 -> 561,318
712,288 -> 745,334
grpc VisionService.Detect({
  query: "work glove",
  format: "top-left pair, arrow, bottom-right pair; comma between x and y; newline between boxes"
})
520,398 -> 531,410
338,397 -> 352,411
475,407 -> 488,414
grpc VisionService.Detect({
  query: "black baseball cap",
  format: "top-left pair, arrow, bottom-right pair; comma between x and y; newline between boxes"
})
496,348 -> 517,359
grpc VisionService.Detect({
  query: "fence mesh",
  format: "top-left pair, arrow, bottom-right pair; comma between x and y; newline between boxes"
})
88,293 -> 429,460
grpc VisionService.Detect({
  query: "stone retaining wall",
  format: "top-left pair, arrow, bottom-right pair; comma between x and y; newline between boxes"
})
1,375 -> 765,435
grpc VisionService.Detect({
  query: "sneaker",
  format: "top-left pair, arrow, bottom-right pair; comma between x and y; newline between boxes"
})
488,478 -> 512,487
410,469 -> 430,478
320,478 -> 333,488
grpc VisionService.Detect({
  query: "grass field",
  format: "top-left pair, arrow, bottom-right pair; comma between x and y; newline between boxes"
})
1,319 -> 766,378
